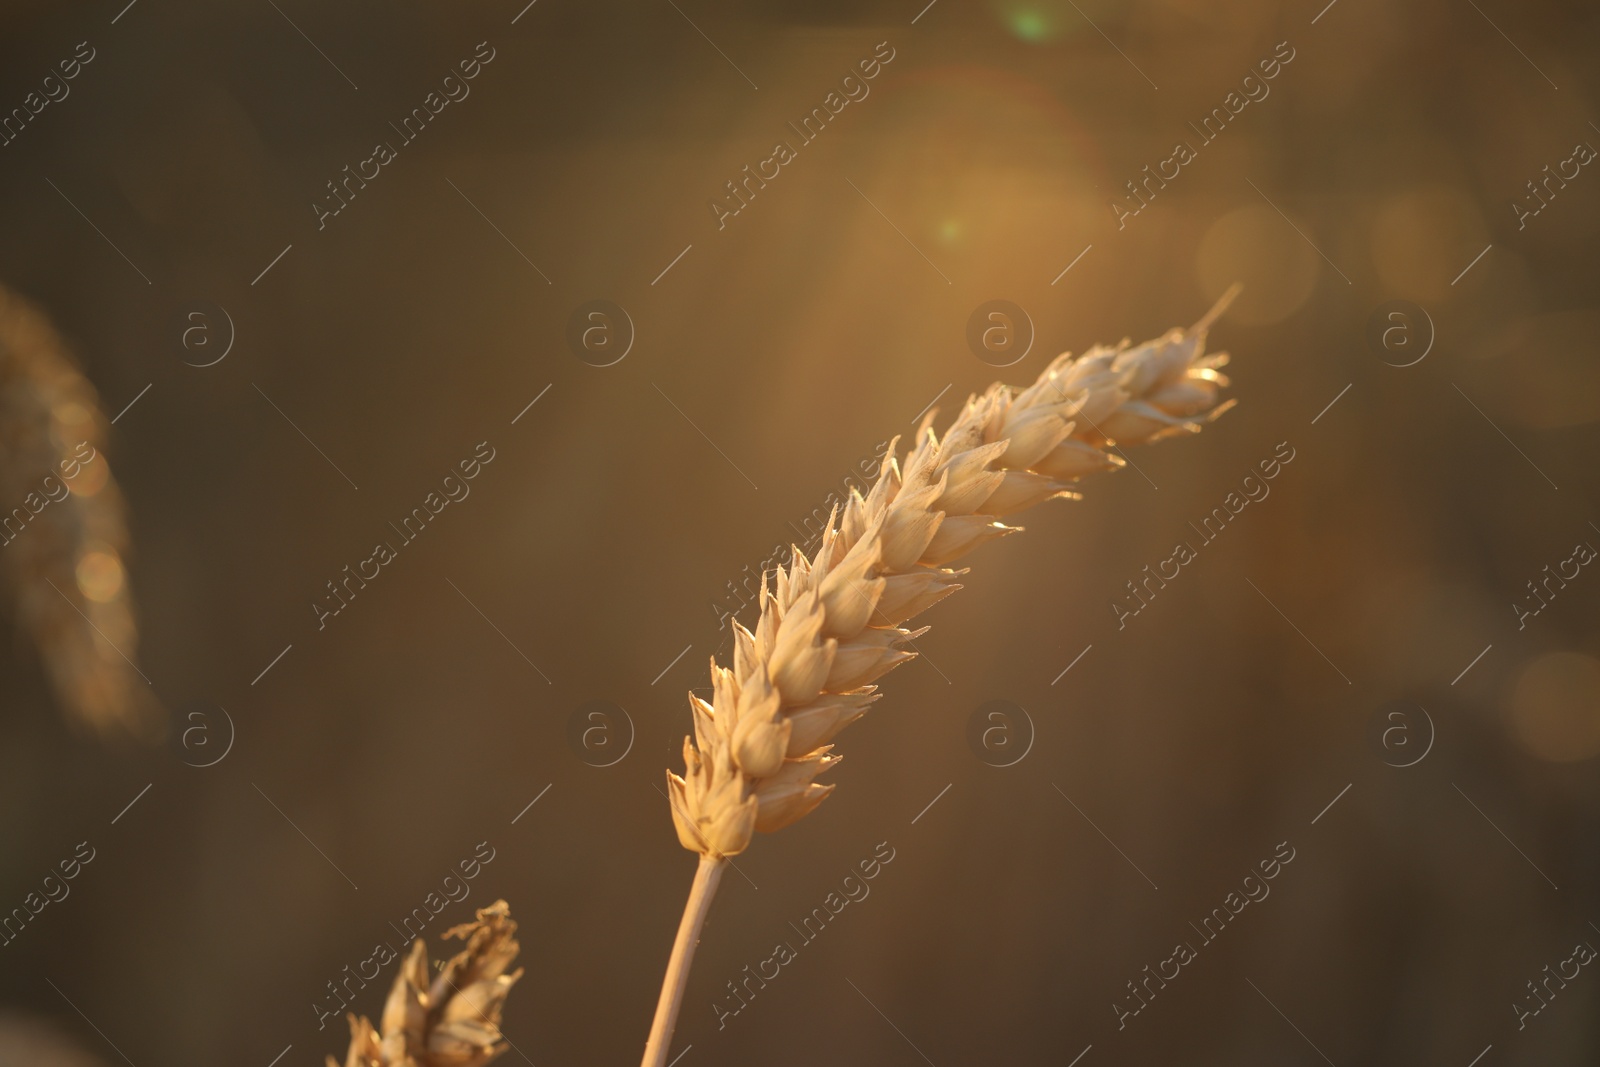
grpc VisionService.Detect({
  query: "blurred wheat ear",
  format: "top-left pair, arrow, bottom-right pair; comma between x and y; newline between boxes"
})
640,286 -> 1243,1066
0,283 -> 157,737
329,899 -> 524,1067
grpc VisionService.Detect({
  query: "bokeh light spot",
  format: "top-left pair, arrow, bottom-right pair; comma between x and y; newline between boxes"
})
1010,9 -> 1051,40
1196,205 -> 1319,325
76,550 -> 125,604
50,402 -> 94,451
994,0 -> 1076,42
1370,185 -> 1487,302
1509,651 -> 1600,763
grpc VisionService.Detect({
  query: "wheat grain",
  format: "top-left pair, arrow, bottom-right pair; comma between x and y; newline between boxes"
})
641,287 -> 1242,1066
328,899 -> 523,1067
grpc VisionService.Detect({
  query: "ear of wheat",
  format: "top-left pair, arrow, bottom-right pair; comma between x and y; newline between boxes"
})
641,288 -> 1241,1066
329,900 -> 523,1067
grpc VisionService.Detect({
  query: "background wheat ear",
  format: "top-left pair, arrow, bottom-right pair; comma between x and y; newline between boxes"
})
640,287 -> 1242,1067
0,282 -> 157,738
328,899 -> 523,1067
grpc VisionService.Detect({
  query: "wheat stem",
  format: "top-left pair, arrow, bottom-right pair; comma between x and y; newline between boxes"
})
641,855 -> 726,1067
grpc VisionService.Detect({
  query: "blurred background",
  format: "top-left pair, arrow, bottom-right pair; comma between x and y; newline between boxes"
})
0,0 -> 1597,1063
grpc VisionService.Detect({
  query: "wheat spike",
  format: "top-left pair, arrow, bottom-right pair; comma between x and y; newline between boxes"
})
642,289 -> 1242,1066
329,900 -> 524,1067
665,286 -> 1239,858
0,283 -> 155,737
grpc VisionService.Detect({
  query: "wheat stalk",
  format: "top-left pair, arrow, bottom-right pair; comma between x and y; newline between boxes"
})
328,899 -> 523,1067
640,288 -> 1242,1065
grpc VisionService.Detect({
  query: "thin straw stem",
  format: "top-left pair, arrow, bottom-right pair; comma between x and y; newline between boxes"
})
641,855 -> 726,1067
